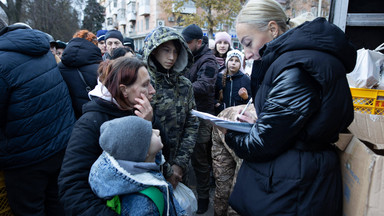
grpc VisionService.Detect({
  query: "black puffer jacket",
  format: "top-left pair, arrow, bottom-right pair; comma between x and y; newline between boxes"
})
58,38 -> 102,119
226,18 -> 356,215
0,25 -> 75,169
58,96 -> 134,216
184,43 -> 218,114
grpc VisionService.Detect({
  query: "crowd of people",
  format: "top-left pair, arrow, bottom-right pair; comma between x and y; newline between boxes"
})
0,0 -> 357,215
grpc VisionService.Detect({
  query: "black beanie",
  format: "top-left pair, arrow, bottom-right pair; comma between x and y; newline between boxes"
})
105,30 -> 124,44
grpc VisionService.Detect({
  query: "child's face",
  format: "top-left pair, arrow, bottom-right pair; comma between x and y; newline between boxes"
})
228,57 -> 241,73
148,129 -> 163,156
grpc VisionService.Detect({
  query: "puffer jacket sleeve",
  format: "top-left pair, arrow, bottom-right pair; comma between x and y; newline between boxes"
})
58,114 -> 118,216
173,84 -> 199,171
0,76 -> 7,141
225,68 -> 321,162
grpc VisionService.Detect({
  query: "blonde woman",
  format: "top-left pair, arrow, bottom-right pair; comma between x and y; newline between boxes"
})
222,0 -> 357,215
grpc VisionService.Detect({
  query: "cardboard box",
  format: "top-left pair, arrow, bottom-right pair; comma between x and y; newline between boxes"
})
340,137 -> 384,216
348,111 -> 384,150
334,133 -> 354,151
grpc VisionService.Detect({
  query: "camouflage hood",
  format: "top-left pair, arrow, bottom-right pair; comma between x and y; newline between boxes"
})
143,27 -> 193,76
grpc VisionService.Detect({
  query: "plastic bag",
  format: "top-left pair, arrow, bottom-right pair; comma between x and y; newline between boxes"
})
173,183 -> 197,216
347,43 -> 384,89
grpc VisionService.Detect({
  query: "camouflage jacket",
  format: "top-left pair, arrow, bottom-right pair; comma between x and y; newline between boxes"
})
143,27 -> 199,178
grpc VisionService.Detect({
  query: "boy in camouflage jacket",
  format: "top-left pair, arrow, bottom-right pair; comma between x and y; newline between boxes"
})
143,27 -> 199,188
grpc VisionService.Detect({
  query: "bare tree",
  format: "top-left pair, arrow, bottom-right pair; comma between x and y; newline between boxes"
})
0,0 -> 24,24
25,0 -> 80,41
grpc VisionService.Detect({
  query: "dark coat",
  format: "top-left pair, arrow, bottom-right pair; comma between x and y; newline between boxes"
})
58,37 -> 102,119
225,18 -> 356,215
215,70 -> 251,114
0,25 -> 75,169
58,97 -> 134,216
184,44 -> 218,114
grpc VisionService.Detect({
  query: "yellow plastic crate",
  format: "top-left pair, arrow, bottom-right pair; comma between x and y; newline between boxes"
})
0,171 -> 13,216
350,88 -> 384,115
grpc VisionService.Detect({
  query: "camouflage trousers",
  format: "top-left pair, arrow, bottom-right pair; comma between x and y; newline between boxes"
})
211,104 -> 256,216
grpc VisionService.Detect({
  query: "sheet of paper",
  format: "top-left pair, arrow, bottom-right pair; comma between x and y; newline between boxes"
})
191,109 -> 253,133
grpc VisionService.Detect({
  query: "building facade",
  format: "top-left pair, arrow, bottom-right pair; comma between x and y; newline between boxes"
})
98,0 -> 330,52
99,0 -> 198,52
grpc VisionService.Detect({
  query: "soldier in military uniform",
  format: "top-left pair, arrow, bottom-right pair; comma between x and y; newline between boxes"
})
143,26 -> 199,189
212,104 -> 256,216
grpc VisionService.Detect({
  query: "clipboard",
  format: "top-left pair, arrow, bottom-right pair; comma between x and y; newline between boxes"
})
191,109 -> 253,133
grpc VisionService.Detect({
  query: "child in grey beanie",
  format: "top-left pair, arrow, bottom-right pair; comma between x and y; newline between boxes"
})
99,115 -> 153,162
89,116 -> 186,216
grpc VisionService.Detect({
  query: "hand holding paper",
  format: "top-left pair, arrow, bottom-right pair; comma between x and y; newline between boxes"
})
191,109 -> 253,133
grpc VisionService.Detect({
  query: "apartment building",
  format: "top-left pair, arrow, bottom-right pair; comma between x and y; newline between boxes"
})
99,0 -> 197,51
98,0 -> 330,52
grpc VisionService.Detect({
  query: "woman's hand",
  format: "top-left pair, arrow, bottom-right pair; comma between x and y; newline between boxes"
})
237,110 -> 257,124
167,164 -> 183,189
238,87 -> 248,100
134,93 -> 153,121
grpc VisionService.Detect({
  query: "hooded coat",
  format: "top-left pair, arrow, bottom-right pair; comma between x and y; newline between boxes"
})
89,152 -> 186,216
143,27 -> 199,178
225,18 -> 356,215
0,25 -> 75,169
58,37 -> 102,119
58,82 -> 134,216
215,70 -> 251,114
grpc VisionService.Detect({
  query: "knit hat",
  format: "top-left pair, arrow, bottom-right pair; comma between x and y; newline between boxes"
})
225,49 -> 244,70
45,33 -> 58,47
215,32 -> 231,45
105,30 -> 124,43
123,37 -> 135,51
96,29 -> 108,42
181,24 -> 203,42
99,116 -> 153,162
56,40 -> 67,49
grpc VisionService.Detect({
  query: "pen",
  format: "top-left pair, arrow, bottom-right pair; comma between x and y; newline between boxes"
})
239,97 -> 253,116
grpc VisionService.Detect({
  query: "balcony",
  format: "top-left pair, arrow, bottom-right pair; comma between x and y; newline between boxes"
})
138,0 -> 150,16
117,8 -> 126,24
172,0 -> 196,14
127,12 -> 136,21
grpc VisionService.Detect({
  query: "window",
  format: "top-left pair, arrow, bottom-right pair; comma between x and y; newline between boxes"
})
145,17 -> 149,30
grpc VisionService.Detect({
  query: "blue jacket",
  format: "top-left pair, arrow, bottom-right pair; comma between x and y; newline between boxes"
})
89,151 -> 186,216
215,70 -> 251,114
58,37 -> 102,119
225,18 -> 356,215
0,25 -> 75,169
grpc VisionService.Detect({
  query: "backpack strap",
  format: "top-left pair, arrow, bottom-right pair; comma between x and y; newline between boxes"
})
77,68 -> 92,92
106,195 -> 121,214
139,186 -> 164,216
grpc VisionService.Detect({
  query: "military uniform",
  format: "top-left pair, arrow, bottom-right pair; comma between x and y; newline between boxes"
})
143,27 -> 199,179
212,105 -> 256,216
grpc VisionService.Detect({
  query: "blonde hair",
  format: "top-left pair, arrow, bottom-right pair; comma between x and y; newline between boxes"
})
237,0 -> 315,33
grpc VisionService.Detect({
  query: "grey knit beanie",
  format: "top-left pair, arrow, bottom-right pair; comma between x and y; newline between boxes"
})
99,116 -> 152,162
